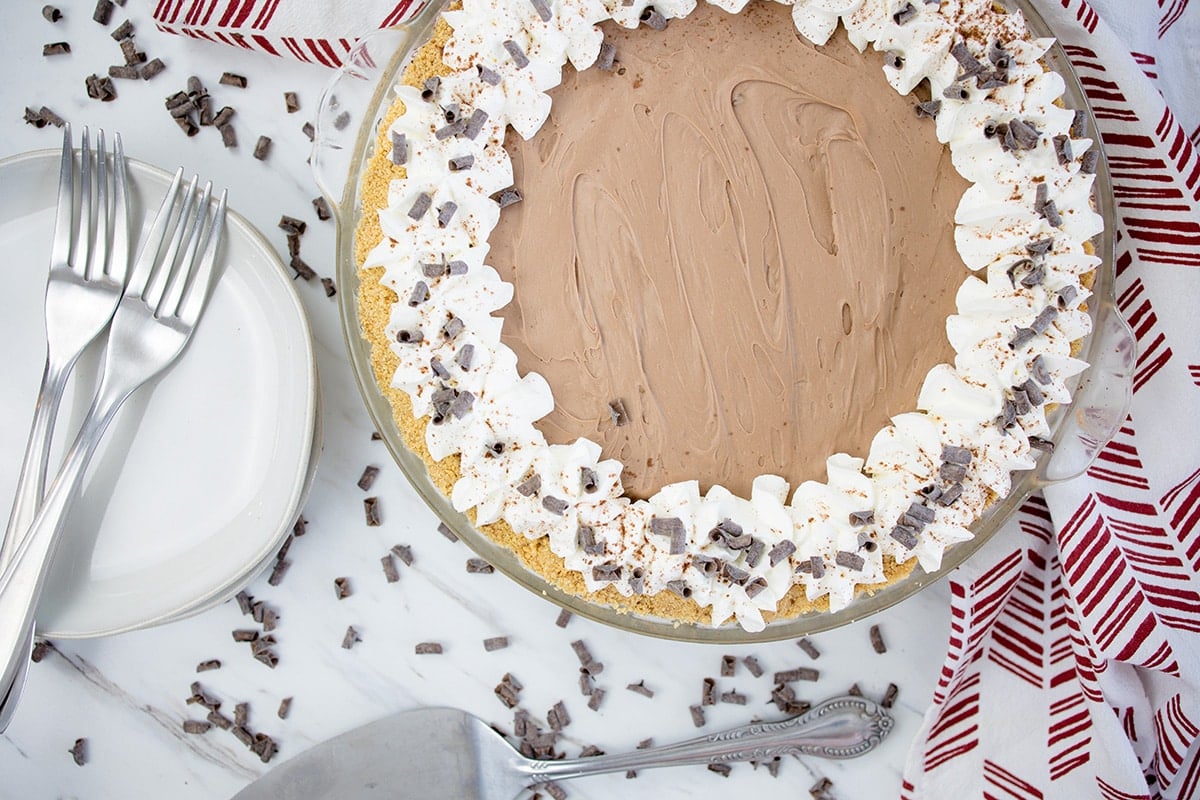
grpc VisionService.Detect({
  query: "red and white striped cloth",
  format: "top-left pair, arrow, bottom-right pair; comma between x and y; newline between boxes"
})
151,0 -> 1200,796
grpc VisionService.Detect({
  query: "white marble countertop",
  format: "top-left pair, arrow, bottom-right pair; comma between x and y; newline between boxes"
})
0,2 -> 954,797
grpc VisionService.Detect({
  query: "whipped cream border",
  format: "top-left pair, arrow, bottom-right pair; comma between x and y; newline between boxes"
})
363,0 -> 1103,631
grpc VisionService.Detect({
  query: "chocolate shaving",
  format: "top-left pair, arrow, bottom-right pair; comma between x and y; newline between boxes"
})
284,91 -> 299,113
356,465 -> 381,491
93,0 -> 113,24
915,100 -> 941,119
267,557 -> 291,586
196,660 -> 221,673
415,642 -> 443,655
950,40 -> 984,76
1007,118 -> 1041,150
466,558 -> 494,574
587,688 -> 606,711
1057,284 -> 1079,309
381,554 -> 400,583
421,77 -> 440,101
302,121 -> 315,140
774,667 -> 819,683
1053,134 -> 1073,165
665,579 -> 691,598
529,0 -> 553,20
477,64 -> 501,85
503,39 -> 529,68
1029,436 -> 1056,453
437,202 -> 457,228
334,577 -> 351,599
640,6 -> 667,29
219,72 -> 247,88
441,316 -> 465,340
942,83 -> 969,102
869,624 -> 888,654
43,6 -> 63,22
882,683 -> 900,709
1009,326 -> 1037,350
627,680 -> 654,698
448,154 -> 474,172
797,638 -> 821,659
1080,149 -> 1099,174
689,704 -> 706,727
1026,236 -> 1055,256
835,550 -> 864,571
391,131 -> 408,165
341,626 -> 361,649
486,188 -> 523,213
597,41 -> 617,71
607,398 -> 629,426
1031,305 -> 1059,334
517,474 -> 542,497
408,193 -> 432,220
936,483 -> 964,506
542,495 -> 568,515
464,108 -> 489,140
1011,386 -> 1032,416
848,509 -> 874,526
893,2 -> 917,24
890,525 -> 919,550
183,720 -> 211,735
364,496 -> 381,526
43,42 -> 71,56
768,540 -> 796,567
85,74 -> 117,101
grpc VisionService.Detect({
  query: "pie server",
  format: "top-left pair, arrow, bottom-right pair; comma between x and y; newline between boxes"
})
230,694 -> 892,799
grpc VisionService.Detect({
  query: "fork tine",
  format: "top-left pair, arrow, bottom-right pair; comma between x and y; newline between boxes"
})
176,189 -> 227,327
125,167 -> 184,299
72,127 -> 92,276
157,181 -> 211,318
108,133 -> 130,285
142,174 -> 199,311
88,130 -> 110,282
50,124 -> 74,269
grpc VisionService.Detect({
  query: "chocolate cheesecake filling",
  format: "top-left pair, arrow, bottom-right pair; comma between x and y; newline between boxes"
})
488,0 -> 969,500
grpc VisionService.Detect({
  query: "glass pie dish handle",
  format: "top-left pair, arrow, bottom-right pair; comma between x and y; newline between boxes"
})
1037,295 -> 1136,485
311,0 -> 448,217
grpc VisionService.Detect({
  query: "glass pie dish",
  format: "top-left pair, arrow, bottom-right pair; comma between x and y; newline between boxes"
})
313,0 -> 1135,642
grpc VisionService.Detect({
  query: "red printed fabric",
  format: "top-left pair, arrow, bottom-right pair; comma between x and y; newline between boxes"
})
149,0 -> 428,65
151,0 -> 1200,795
903,1 -> 1200,797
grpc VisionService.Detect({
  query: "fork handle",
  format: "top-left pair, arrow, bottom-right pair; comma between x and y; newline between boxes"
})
0,357 -> 73,574
0,378 -> 131,732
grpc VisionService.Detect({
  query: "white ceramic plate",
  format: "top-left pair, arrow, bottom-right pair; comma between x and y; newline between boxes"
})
0,149 -> 317,638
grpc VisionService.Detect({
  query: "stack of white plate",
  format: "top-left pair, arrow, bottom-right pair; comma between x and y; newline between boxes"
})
0,151 -> 319,639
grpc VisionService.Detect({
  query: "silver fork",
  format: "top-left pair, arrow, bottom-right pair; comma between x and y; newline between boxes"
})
0,169 -> 227,731
0,124 -> 130,573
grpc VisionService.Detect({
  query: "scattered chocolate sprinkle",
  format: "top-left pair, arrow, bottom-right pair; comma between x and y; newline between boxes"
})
364,497 -> 381,526
284,91 -> 300,113
43,6 -> 63,22
482,636 -> 509,652
183,720 -> 210,735
278,215 -> 306,235
196,659 -> 221,673
407,192 -> 431,220
267,558 -> 291,586
437,521 -> 459,542
463,108 -> 489,140
493,186 -> 523,208
43,42 -> 71,56
69,737 -> 88,766
708,763 -> 732,777
31,641 -> 53,663
529,0 -> 552,21
415,642 -> 443,655
311,195 -> 332,221
447,154 -> 475,172
93,0 -> 114,24
232,629 -> 258,643
435,118 -> 466,139
717,654 -> 736,677
357,465 -> 381,491
939,461 -> 967,482
218,72 -> 247,88
640,6 -> 667,29
290,257 -> 315,281
437,202 -> 457,228
689,704 -> 706,727
517,473 -> 542,497
1056,284 -> 1079,309
650,517 -> 686,554
1009,326 -> 1037,350
890,525 -> 918,550
421,77 -> 440,101
234,702 -> 249,728
207,709 -> 233,730
542,496 -> 568,515
915,99 -> 941,118
555,609 -> 573,628
882,683 -> 900,709
701,677 -> 716,706
835,550 -> 864,571
597,41 -> 616,71
950,40 -> 984,76
579,745 -> 604,758
591,563 -> 621,581
942,83 -> 969,102
503,40 -> 529,68
547,700 -> 570,731
775,667 -> 819,683
381,554 -> 400,583
1028,436 -> 1055,453
302,121 -> 315,140
869,624 -> 888,654
334,577 -> 352,600
466,558 -> 494,574
341,626 -> 361,649
587,688 -> 606,711
211,106 -> 235,129
277,697 -> 292,719
810,776 -> 834,799
626,680 -> 654,698
477,64 -> 501,85
936,483 -> 963,506
797,637 -> 821,660
810,556 -> 825,578
85,73 -> 117,101
1031,305 -> 1058,334
847,509 -> 875,527
720,690 -> 748,705
1080,149 -> 1099,174
1052,134 -> 1073,165
893,2 -> 917,24
545,783 -> 568,800
1007,118 -> 1041,150
1011,387 -> 1032,416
